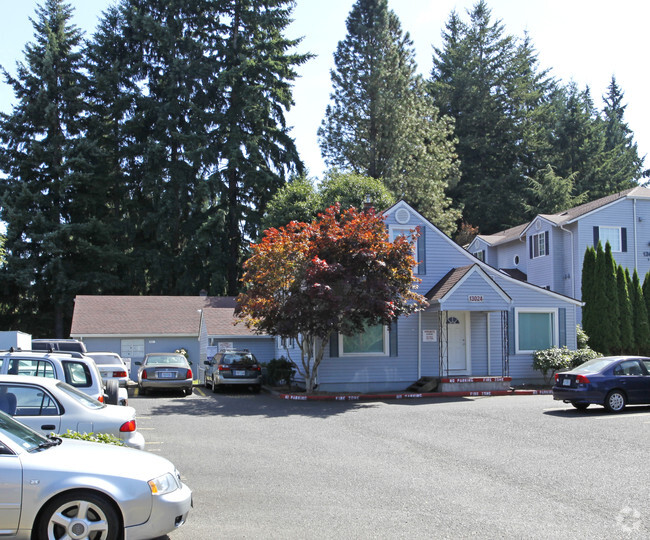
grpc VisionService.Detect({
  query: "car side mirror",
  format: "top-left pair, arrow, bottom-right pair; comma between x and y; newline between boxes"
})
135,361 -> 141,366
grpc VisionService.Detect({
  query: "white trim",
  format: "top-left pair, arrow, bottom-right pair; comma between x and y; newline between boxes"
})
339,325 -> 389,357
598,225 -> 622,252
440,265 -> 512,305
388,223 -> 420,275
383,201 -> 582,306
514,307 -> 559,354
71,333 -> 197,338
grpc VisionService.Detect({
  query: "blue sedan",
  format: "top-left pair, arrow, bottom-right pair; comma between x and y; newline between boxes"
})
553,356 -> 650,412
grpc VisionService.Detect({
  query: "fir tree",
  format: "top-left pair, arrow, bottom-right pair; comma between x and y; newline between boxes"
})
319,0 -> 461,234
0,0 -> 89,335
588,242 -> 608,353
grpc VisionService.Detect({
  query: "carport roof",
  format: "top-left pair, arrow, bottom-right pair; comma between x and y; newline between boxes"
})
70,295 -> 259,337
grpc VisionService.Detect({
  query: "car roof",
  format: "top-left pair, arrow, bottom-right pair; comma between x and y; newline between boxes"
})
0,350 -> 85,360
0,374 -> 61,387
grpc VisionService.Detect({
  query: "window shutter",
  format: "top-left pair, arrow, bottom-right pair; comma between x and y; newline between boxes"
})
508,308 -> 515,355
622,228 -> 627,252
481,250 -> 486,262
593,226 -> 599,247
558,308 -> 566,347
389,320 -> 398,357
545,231 -> 550,256
329,333 -> 339,357
529,237 -> 533,259
417,226 -> 426,274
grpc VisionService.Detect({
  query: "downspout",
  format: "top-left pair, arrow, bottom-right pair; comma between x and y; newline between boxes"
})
633,198 -> 638,272
487,313 -> 491,376
559,225 -> 575,298
417,311 -> 422,379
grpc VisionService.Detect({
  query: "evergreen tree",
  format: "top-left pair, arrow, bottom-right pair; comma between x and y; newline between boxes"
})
525,164 -> 587,217
261,176 -> 321,231
588,242 -> 608,353
429,1 -> 552,232
319,0 -> 461,234
617,266 -> 633,354
580,246 -> 597,345
631,270 -> 650,354
603,243 -> 620,353
0,0 -> 90,335
216,0 -> 309,294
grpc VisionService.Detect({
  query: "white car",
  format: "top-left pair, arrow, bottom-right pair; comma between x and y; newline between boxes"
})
0,410 -> 192,539
0,375 -> 145,449
86,352 -> 131,406
0,350 -> 105,402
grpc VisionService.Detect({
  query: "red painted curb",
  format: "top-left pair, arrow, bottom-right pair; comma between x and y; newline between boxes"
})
278,389 -> 553,401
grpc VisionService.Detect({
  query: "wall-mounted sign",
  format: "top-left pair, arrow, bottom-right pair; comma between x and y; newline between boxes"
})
468,295 -> 484,302
422,330 -> 437,342
218,342 -> 234,352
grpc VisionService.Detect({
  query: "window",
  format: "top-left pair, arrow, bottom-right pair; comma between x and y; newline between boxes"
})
513,255 -> 520,266
2,384 -> 60,417
390,226 -> 421,274
599,226 -> 622,252
516,309 -> 557,353
530,232 -> 547,259
62,361 -> 92,388
8,359 -> 55,378
473,250 -> 485,262
340,324 -> 388,356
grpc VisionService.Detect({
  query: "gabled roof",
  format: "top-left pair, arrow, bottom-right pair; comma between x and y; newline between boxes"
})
425,264 -> 511,305
473,186 -> 650,245
71,295 -> 258,337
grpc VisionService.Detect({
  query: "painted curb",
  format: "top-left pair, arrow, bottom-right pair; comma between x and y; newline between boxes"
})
277,389 -> 553,401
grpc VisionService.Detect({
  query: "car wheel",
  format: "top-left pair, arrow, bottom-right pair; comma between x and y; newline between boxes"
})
604,390 -> 626,413
251,385 -> 261,394
139,385 -> 147,396
36,491 -> 120,540
571,401 -> 589,411
211,377 -> 218,393
185,387 -> 193,396
105,380 -> 120,405
204,376 -> 210,389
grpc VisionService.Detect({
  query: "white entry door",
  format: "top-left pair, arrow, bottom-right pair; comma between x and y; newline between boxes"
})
446,311 -> 469,374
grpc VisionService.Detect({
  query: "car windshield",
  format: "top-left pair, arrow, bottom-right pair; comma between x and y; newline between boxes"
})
573,358 -> 616,374
221,353 -> 257,366
146,355 -> 187,366
88,354 -> 122,365
55,381 -> 105,410
0,410 -> 49,451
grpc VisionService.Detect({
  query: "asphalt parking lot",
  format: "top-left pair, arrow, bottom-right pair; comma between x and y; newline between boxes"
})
132,387 -> 650,539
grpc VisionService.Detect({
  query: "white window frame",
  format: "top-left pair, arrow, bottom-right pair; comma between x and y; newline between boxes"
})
531,233 -> 547,259
389,225 -> 420,275
339,325 -> 389,357
599,226 -> 622,252
515,308 -> 558,354
473,250 -> 484,262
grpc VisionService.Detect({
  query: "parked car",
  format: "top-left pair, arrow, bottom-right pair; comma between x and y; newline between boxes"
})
204,349 -> 262,392
136,353 -> 193,396
0,375 -> 145,449
31,338 -> 87,354
0,409 -> 192,539
86,352 -> 130,406
552,356 -> 650,412
0,350 -> 106,402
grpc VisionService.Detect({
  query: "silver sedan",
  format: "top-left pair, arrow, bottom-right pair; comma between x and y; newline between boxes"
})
0,410 -> 192,539
136,353 -> 193,396
0,375 -> 144,449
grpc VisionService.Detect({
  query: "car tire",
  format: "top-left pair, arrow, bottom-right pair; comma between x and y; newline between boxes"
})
105,380 -> 120,405
204,376 -> 210,389
211,377 -> 218,393
251,385 -> 261,394
139,385 -> 147,396
185,387 -> 193,396
604,390 -> 626,413
571,401 -> 589,411
36,491 -> 120,540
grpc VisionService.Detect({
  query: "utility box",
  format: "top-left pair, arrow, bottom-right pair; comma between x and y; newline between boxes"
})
0,331 -> 32,350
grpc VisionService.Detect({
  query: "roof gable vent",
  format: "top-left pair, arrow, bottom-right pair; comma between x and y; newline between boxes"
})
395,208 -> 410,224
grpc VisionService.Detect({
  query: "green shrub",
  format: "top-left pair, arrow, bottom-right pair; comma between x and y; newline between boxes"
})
532,347 -> 573,384
57,430 -> 125,446
264,357 -> 295,386
576,325 -> 589,349
533,346 -> 603,384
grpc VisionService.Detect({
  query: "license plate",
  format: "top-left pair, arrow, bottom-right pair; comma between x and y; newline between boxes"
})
563,378 -> 571,386
233,370 -> 246,376
158,371 -> 175,378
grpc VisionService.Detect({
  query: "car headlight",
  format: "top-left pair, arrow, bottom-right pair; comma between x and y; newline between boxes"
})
148,471 -> 181,495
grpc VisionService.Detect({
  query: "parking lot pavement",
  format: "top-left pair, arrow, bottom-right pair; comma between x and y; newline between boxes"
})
131,390 -> 650,539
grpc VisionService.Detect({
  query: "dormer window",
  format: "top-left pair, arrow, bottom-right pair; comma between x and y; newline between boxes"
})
529,232 -> 549,259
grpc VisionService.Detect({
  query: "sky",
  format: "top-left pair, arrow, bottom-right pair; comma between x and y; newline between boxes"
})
1,0 -> 648,180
